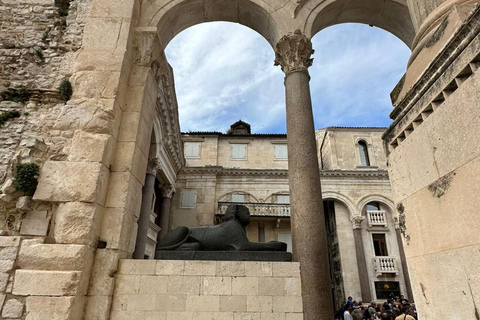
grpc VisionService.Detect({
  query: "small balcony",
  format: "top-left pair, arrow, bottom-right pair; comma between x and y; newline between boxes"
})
217,202 -> 290,217
374,257 -> 398,276
367,210 -> 387,227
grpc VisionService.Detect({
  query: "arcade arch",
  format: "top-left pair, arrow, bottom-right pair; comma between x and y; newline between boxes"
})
119,1 -> 419,318
299,0 -> 415,48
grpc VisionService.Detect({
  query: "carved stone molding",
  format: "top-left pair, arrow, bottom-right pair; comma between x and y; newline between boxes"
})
351,215 -> 365,229
135,28 -> 158,66
274,29 -> 314,74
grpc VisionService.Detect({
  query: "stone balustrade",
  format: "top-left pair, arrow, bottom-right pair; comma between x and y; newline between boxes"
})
373,257 -> 398,276
217,202 -> 291,218
367,211 -> 387,227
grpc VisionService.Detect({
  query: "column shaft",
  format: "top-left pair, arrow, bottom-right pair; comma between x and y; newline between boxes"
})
285,70 -> 333,319
353,227 -> 372,302
133,173 -> 156,259
396,228 -> 414,301
157,196 -> 172,244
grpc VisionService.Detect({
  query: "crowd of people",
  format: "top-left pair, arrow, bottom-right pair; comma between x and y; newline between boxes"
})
336,295 -> 417,320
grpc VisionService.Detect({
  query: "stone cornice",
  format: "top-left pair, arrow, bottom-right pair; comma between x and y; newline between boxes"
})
384,3 -> 480,141
179,166 -> 389,179
154,55 -> 185,173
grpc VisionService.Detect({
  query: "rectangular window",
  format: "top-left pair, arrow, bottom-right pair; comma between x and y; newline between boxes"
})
373,234 -> 389,256
375,281 -> 400,300
181,190 -> 196,208
274,144 -> 288,160
276,195 -> 290,204
231,144 -> 247,160
184,142 -> 201,158
231,193 -> 245,203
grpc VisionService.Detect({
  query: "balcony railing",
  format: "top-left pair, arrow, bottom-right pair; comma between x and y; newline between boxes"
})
374,257 -> 398,275
217,202 -> 290,217
367,210 -> 387,227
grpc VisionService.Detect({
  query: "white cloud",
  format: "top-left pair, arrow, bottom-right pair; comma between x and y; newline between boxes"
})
165,22 -> 411,133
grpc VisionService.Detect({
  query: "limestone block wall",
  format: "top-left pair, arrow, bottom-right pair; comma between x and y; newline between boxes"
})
112,260 -> 304,320
383,3 -> 480,318
0,236 -> 90,319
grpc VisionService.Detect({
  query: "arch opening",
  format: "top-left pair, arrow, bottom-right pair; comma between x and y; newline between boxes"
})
309,23 -> 411,128
305,0 -> 415,48
142,0 -> 281,50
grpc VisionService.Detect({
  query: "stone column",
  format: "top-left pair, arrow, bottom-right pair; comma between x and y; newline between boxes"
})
133,173 -> 156,259
274,29 -> 333,320
351,216 -> 372,302
394,216 -> 414,301
157,187 -> 175,243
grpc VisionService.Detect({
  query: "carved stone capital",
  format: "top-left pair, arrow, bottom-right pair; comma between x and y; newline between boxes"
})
135,27 -> 158,66
161,186 -> 175,199
351,215 -> 365,229
274,29 -> 314,74
148,158 -> 162,175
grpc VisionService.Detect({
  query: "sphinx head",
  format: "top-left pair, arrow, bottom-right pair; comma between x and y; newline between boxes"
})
225,204 -> 251,227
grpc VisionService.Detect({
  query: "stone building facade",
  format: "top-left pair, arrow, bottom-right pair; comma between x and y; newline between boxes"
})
0,0 -> 479,318
172,122 -> 412,307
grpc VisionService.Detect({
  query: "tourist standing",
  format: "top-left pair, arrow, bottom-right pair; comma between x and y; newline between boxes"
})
344,306 -> 354,320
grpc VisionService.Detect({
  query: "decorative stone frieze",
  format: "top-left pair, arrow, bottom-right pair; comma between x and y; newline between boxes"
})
274,29 -> 314,74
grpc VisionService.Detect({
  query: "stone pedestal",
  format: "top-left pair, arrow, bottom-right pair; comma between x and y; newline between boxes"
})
111,260 -> 304,319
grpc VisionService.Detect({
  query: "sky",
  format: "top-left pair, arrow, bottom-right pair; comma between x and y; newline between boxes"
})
165,22 -> 411,134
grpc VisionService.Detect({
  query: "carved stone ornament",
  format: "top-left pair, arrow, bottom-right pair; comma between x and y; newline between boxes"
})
162,187 -> 175,199
274,29 -> 314,74
148,158 -> 162,174
135,28 -> 158,66
351,215 -> 365,229
393,216 -> 400,230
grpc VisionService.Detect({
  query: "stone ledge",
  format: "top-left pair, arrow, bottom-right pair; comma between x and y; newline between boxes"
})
155,251 -> 292,262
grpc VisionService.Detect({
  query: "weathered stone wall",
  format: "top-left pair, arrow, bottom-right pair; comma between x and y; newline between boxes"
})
383,3 -> 480,318
0,0 -> 93,235
0,1 -> 107,319
112,260 -> 304,320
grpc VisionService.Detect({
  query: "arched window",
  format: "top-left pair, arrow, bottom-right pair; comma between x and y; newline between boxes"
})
358,141 -> 370,166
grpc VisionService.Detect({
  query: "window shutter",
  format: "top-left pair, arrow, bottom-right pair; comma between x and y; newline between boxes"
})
181,190 -> 196,207
185,142 -> 200,158
232,144 -> 246,159
275,145 -> 288,159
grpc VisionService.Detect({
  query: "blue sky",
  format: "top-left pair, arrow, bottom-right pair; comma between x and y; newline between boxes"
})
165,22 -> 411,134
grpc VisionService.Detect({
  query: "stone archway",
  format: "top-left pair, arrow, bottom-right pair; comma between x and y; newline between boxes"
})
7,0 -> 478,318
298,0 -> 416,48
140,0 -> 295,48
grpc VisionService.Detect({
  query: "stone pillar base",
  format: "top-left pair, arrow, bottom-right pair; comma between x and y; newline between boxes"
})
111,259 -> 304,319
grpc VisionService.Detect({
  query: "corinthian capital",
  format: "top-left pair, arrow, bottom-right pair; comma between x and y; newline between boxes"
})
351,215 -> 365,230
274,29 -> 314,74
162,187 -> 175,199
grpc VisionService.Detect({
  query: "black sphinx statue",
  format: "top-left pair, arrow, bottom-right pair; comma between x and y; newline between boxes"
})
155,204 -> 291,261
